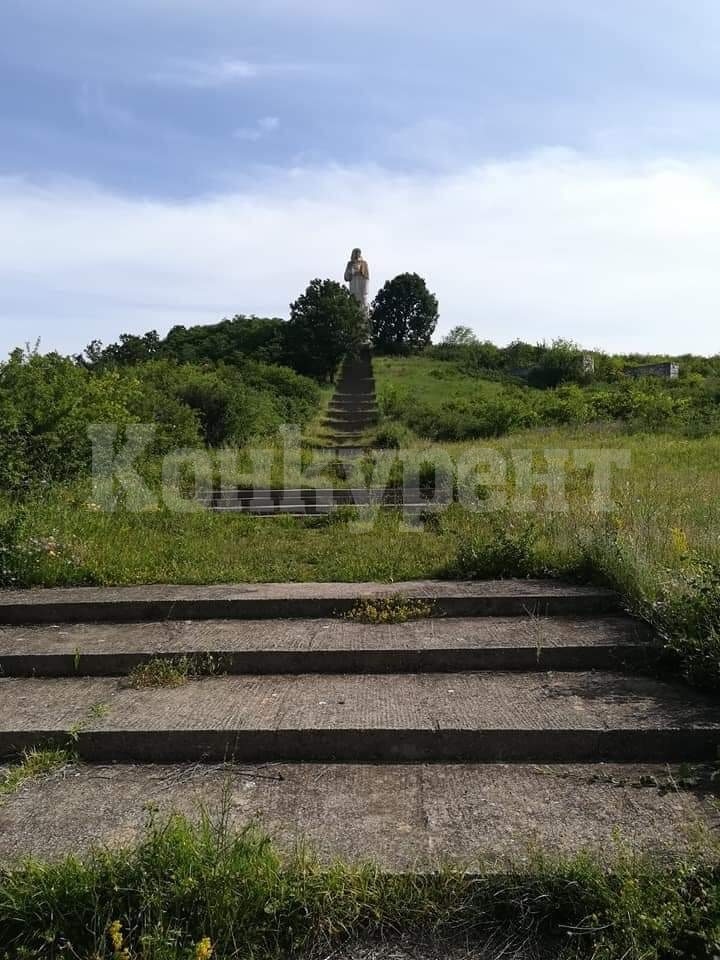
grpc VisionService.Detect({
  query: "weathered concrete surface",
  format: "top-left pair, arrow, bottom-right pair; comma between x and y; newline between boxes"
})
0,762 -> 716,866
325,937 -> 552,960
0,580 -> 621,624
0,672 -> 717,762
0,616 -> 652,676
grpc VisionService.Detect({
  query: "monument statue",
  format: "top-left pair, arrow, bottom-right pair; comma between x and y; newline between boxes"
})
344,248 -> 370,312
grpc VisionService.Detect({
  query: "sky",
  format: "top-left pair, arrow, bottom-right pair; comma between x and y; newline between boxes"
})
2,0 -> 720,357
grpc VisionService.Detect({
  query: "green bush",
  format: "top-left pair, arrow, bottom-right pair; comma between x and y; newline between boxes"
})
447,513 -> 541,579
527,339 -> 592,389
643,559 -> 720,691
0,351 -> 138,491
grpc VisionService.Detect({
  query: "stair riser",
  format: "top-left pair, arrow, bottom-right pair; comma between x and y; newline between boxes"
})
2,728 -> 716,764
326,416 -> 377,424
0,595 -> 621,624
0,645 -> 648,678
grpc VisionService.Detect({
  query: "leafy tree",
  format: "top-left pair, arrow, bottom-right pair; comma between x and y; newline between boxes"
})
443,325 -> 478,346
285,279 -> 363,381
80,331 -> 162,368
371,273 -> 439,354
163,316 -> 286,367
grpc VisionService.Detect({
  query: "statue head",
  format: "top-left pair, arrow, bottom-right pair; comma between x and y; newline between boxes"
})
351,248 -> 362,261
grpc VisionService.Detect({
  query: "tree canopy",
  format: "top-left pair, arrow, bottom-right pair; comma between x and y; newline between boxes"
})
371,273 -> 439,354
285,279 -> 364,381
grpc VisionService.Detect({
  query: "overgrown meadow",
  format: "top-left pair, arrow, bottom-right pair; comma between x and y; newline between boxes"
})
1,324 -> 719,690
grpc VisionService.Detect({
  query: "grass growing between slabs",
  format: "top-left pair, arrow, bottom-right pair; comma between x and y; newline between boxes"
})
0,807 -> 718,960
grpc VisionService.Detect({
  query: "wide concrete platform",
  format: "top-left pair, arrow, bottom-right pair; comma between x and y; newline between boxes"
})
0,672 -> 717,762
0,580 -> 621,624
0,616 -> 652,676
0,762 -> 716,866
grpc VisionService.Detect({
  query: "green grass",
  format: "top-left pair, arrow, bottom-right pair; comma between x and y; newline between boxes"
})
374,354 -> 502,414
0,748 -> 74,800
0,807 -> 717,960
3,428 -> 717,587
2,426 -> 719,688
128,655 -> 229,689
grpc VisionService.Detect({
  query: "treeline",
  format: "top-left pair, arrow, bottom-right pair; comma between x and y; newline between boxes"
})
434,332 -> 720,386
0,349 -> 320,492
82,271 -> 441,375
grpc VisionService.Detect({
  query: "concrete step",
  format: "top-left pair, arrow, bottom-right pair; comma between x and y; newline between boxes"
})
0,580 -> 622,624
323,417 -> 379,430
326,402 -> 378,411
328,433 -> 375,443
0,761 -> 715,866
331,392 -> 377,401
305,444 -> 368,457
205,503 -> 430,515
199,488 -> 408,505
0,672 -> 717,762
0,616 -> 651,677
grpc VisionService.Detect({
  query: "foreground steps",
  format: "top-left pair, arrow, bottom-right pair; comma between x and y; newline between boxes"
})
0,616 -> 652,676
0,580 -> 621,624
1,761 -> 716,866
2,576 -> 718,868
0,671 -> 717,763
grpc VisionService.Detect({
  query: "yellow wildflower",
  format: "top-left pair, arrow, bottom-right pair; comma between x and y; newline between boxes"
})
670,527 -> 689,556
108,920 -> 124,953
195,937 -> 214,960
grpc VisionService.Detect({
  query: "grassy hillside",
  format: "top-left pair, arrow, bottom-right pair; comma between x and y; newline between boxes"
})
373,349 -> 720,441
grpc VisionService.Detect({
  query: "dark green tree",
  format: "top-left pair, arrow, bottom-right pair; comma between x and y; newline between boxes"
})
285,279 -> 363,381
371,273 -> 439,354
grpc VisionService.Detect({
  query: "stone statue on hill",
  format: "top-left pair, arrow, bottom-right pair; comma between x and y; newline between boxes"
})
344,248 -> 370,313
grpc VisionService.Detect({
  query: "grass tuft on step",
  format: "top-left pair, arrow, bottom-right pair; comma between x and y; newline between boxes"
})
0,747 -> 74,799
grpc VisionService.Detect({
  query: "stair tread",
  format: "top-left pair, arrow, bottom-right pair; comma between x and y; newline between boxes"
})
0,579 -> 617,600
0,672 -> 716,734
0,616 -> 649,658
0,761 -> 715,867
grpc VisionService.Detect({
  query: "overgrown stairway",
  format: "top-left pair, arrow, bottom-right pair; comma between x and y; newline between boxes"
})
0,580 -> 718,864
203,346 -> 383,516
321,345 -> 378,448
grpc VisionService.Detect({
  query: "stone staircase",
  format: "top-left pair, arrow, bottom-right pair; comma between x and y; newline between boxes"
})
203,348 -> 379,516
0,581 -> 717,764
321,345 -> 378,447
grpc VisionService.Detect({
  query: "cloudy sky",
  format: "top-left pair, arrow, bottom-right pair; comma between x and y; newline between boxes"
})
2,0 -> 720,357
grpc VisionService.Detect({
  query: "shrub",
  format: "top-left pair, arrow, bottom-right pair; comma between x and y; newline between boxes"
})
0,351 -> 138,491
643,559 -> 720,691
374,423 -> 414,449
527,339 -> 592,389
448,513 -> 541,580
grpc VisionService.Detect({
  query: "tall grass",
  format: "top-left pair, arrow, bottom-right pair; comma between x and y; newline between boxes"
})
1,428 -> 718,687
0,807 -> 717,960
